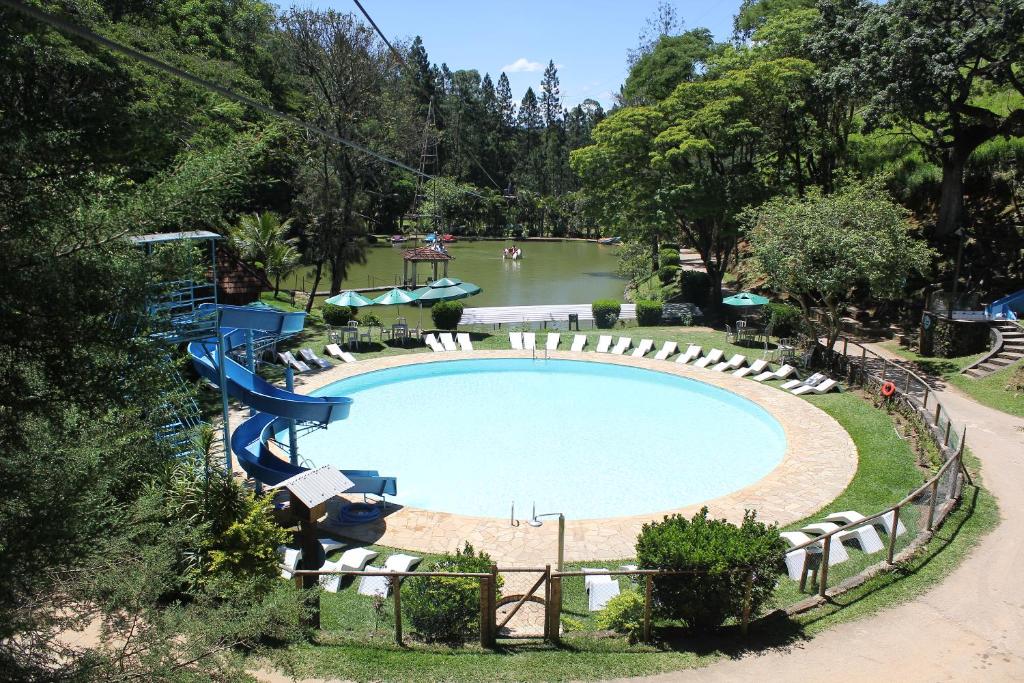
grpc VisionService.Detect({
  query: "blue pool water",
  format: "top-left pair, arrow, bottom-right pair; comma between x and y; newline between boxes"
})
298,359 -> 787,520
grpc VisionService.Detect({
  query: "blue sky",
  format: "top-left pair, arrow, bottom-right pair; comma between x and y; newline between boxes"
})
291,1 -> 744,109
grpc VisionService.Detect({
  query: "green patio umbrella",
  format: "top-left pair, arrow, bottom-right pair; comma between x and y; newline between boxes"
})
372,287 -> 416,306
722,292 -> 770,307
325,290 -> 374,307
409,277 -> 482,328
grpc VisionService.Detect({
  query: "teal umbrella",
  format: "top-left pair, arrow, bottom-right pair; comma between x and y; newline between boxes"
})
409,277 -> 482,328
722,292 -> 770,307
372,287 -> 416,306
325,290 -> 374,307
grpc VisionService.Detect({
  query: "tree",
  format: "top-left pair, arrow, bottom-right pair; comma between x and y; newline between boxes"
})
733,0 -> 816,40
627,0 -> 684,67
812,0 -> 1024,236
744,179 -> 934,350
229,211 -> 295,269
621,29 -> 717,105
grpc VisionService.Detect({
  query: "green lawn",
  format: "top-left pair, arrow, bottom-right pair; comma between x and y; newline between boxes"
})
879,341 -> 1024,418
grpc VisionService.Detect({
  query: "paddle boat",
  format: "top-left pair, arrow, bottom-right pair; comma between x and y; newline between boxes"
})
442,233 -> 457,243
390,234 -> 408,244
597,236 -> 622,245
502,246 -> 523,260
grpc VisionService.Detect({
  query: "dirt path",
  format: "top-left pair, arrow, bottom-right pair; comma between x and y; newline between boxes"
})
609,345 -> 1024,682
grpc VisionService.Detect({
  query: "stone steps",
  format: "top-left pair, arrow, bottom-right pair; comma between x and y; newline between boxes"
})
961,321 -> 1024,378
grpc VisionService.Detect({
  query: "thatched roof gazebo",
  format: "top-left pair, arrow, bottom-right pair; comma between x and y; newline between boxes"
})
402,245 -> 452,287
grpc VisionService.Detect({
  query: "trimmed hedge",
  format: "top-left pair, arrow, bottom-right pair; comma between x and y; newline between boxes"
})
404,543 -> 498,643
680,271 -> 710,307
659,248 -> 681,268
592,299 -> 621,329
657,265 -> 680,286
761,302 -> 803,338
322,303 -> 355,326
636,300 -> 664,326
636,507 -> 784,631
431,300 -> 464,330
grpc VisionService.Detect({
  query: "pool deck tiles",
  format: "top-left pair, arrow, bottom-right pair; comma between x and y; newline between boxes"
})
232,349 -> 858,565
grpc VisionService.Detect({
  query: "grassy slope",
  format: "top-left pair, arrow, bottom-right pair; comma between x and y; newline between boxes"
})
879,341 -> 1024,418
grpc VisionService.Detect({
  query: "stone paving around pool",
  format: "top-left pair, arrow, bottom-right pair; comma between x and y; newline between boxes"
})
232,350 -> 858,566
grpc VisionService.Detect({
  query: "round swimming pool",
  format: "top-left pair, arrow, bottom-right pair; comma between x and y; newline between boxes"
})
297,359 -> 787,520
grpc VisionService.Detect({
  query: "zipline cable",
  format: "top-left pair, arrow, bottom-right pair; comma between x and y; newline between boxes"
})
0,0 -> 488,199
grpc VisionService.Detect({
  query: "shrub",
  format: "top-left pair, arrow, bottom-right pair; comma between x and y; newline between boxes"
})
761,302 -> 804,338
680,271 -> 710,306
657,265 -> 680,286
361,313 -> 383,327
431,300 -> 464,329
596,589 -> 645,643
592,299 -> 621,329
636,300 -> 664,326
635,507 -> 784,631
322,303 -> 355,326
404,543 -> 497,643
659,248 -> 681,268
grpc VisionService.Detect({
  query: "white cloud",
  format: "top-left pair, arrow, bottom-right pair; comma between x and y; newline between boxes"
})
502,57 -> 544,73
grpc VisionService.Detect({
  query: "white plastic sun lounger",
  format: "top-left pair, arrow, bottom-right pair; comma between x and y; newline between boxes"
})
279,351 -> 311,373
780,531 -> 847,581
456,333 -> 474,351
712,353 -> 746,372
824,510 -> 907,538
546,332 -> 561,351
278,546 -> 301,579
793,378 -> 841,395
582,568 -> 621,612
438,332 -> 458,352
325,344 -> 357,363
523,332 -> 537,350
320,537 -> 346,555
596,335 -> 613,353
320,547 -> 380,593
423,333 -> 445,353
631,338 -> 654,357
611,337 -> 632,354
654,341 -> 678,360
676,344 -> 701,364
693,348 -> 723,368
300,348 -> 332,369
802,522 -> 884,554
752,363 -> 796,382
733,358 -> 769,378
782,372 -> 825,391
571,334 -> 587,352
357,553 -> 422,597
509,331 -> 524,350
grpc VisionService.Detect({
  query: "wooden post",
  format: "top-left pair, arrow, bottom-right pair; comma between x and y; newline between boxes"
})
887,506 -> 901,564
927,477 -> 940,531
741,569 -> 754,636
547,575 -> 562,644
934,403 -> 942,427
904,370 -> 912,395
881,358 -> 888,381
488,564 -> 498,645
944,419 -> 952,446
842,336 -> 848,357
818,535 -> 831,598
643,575 -> 653,643
479,576 -> 491,648
922,385 -> 929,411
543,565 -> 551,641
392,575 -> 402,645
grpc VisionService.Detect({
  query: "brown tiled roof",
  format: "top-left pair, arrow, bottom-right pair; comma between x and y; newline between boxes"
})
212,245 -> 271,304
403,246 -> 453,261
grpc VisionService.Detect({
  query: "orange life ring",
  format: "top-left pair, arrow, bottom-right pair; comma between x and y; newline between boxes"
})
880,381 -> 897,397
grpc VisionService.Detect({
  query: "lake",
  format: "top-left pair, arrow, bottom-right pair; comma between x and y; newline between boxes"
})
284,240 -> 626,320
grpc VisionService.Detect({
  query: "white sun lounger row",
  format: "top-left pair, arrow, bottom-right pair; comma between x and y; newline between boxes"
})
324,344 -> 357,364
424,332 -> 475,352
780,509 -> 905,581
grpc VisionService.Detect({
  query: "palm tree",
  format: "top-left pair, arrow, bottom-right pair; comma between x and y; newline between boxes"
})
265,240 -> 301,297
228,211 -> 296,271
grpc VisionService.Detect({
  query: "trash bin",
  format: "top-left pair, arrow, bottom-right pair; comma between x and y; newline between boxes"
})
568,313 -> 579,330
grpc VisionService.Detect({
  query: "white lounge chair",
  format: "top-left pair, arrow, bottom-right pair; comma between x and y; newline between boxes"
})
320,547 -> 380,593
357,553 -> 422,597
712,353 -> 746,372
781,531 -> 849,565
509,331 -> 524,350
324,344 -> 357,363
779,531 -> 847,581
278,545 -> 301,580
423,333 -> 445,353
693,348 -> 724,368
752,363 -> 797,382
781,372 -> 825,391
571,334 -> 587,352
793,378 -> 841,395
802,522 -> 884,554
676,344 -> 701,364
278,351 -> 311,373
583,568 -> 621,611
456,333 -> 474,351
523,332 -> 536,350
320,537 -> 346,555
611,337 -> 632,354
546,332 -> 560,351
824,510 -> 907,538
438,332 -> 458,352
299,348 -> 331,369
596,335 -> 613,353
631,339 -> 654,357
733,358 -> 769,378
654,341 -> 678,360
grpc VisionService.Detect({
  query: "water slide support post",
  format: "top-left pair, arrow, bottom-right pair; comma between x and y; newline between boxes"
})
285,367 -> 299,465
245,328 -> 255,417
216,312 -> 231,474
